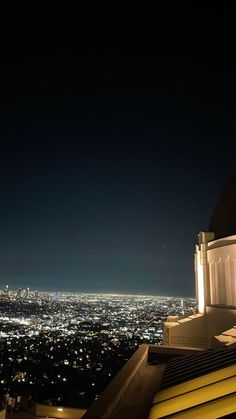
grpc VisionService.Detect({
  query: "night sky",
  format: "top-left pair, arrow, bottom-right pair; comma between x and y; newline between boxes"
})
0,7 -> 236,296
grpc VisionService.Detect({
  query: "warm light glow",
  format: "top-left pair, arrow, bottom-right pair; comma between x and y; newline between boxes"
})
157,393 -> 236,418
149,375 -> 236,418
57,407 -> 64,411
153,364 -> 236,403
197,262 -> 205,314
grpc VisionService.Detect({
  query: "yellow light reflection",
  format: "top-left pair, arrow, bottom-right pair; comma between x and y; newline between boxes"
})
197,262 -> 205,314
153,364 -> 236,404
165,393 -> 236,419
149,375 -> 236,418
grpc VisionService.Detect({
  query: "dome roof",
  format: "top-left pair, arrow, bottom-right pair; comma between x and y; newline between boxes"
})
209,171 -> 236,239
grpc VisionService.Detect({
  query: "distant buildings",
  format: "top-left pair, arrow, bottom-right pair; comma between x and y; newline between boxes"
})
0,291 -> 193,411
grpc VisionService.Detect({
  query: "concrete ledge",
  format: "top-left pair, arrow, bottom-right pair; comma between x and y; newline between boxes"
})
148,344 -> 205,356
28,401 -> 86,418
83,344 -> 158,419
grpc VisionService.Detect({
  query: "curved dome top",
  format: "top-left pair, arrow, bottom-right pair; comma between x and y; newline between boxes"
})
209,171 -> 236,239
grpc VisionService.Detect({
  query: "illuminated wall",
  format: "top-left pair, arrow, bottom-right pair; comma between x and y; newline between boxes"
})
195,233 -> 236,310
194,232 -> 215,313
163,313 -> 208,348
208,242 -> 236,306
164,232 -> 236,349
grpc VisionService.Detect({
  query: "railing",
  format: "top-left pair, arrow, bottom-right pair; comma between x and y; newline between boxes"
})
83,344 -> 150,419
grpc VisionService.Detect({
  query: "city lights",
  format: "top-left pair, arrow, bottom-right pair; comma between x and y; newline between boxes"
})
0,288 -> 196,407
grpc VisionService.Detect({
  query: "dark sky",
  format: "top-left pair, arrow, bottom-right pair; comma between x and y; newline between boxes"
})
0,7 -> 236,295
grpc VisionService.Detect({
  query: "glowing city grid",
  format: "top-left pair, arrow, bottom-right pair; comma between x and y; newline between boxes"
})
0,287 -> 196,407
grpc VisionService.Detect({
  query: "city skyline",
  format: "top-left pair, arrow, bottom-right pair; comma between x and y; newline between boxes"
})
0,286 -> 194,299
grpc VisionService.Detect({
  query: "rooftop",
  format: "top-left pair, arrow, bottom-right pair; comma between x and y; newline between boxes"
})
83,344 -> 204,419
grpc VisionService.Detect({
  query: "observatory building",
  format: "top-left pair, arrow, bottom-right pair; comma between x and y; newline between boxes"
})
83,171 -> 236,419
164,171 -> 236,349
